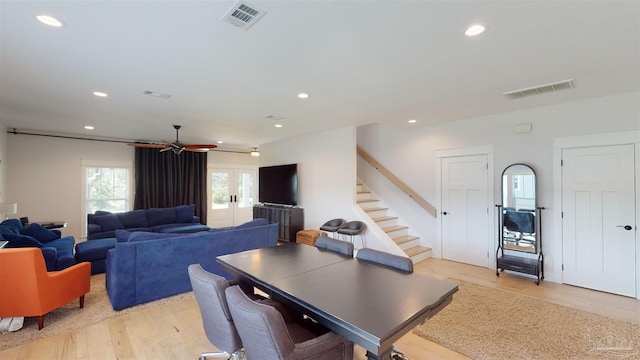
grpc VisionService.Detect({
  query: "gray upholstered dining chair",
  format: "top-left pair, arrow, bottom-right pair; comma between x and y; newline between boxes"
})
355,248 -> 412,360
314,236 -> 354,257
188,264 -> 245,360
319,218 -> 346,238
336,221 -> 366,248
355,248 -> 413,273
225,285 -> 354,360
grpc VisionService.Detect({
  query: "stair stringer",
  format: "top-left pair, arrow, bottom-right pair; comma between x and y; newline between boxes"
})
356,180 -> 432,264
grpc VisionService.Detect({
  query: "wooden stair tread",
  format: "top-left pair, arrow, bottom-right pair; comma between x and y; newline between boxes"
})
357,199 -> 379,204
393,235 -> 419,244
405,246 -> 431,257
382,225 -> 408,233
363,207 -> 388,212
372,216 -> 398,222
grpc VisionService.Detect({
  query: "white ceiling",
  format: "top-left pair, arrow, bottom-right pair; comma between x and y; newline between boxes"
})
1,1 -> 638,152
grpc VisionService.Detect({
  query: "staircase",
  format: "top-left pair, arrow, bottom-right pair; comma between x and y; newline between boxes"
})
356,182 -> 432,264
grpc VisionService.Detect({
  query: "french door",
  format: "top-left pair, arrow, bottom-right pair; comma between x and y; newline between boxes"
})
208,168 -> 256,228
562,144 -> 636,297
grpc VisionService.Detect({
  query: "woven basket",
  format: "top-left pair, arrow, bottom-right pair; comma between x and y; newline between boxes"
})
296,230 -> 327,246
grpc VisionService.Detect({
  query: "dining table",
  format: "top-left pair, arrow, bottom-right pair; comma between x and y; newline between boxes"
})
217,243 -> 458,360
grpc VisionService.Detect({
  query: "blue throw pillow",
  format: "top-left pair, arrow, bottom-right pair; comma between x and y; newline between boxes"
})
115,229 -> 132,243
20,223 -> 59,243
0,219 -> 23,233
117,209 -> 148,228
176,204 -> 195,223
93,214 -> 124,232
147,207 -> 177,226
3,233 -> 43,248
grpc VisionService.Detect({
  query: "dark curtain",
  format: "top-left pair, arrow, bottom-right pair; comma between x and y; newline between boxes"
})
133,148 -> 207,221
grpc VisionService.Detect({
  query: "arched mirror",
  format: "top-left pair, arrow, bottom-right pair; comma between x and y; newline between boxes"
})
501,163 -> 537,253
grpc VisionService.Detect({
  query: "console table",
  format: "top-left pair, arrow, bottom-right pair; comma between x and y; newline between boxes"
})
253,204 -> 303,243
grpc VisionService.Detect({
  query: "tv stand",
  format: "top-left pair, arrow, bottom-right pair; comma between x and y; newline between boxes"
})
253,204 -> 304,243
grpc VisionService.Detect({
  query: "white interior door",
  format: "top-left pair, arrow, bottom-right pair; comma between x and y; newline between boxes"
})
208,168 -> 256,228
441,155 -> 490,267
562,144 -> 636,297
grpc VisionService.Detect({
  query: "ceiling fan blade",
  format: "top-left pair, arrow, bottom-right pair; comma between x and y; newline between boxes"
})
159,147 -> 173,152
184,144 -> 218,150
185,148 -> 210,152
127,143 -> 167,149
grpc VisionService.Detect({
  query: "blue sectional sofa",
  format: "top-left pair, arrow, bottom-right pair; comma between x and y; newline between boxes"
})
105,221 -> 278,310
0,219 -> 76,271
87,204 -> 208,240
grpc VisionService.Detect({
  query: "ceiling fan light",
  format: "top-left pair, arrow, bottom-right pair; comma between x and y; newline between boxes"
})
250,148 -> 260,157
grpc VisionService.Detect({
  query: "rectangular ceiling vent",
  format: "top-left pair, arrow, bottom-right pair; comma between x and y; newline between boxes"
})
222,1 -> 267,30
503,79 -> 575,100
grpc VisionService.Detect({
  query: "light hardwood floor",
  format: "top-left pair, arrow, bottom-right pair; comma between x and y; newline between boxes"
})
1,258 -> 638,360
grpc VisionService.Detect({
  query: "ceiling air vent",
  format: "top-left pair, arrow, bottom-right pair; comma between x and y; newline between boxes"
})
503,79 -> 575,100
222,0 -> 267,30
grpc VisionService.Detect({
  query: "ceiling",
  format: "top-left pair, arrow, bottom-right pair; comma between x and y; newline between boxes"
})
1,1 -> 638,152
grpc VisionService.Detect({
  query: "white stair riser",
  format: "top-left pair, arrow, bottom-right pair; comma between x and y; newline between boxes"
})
364,209 -> 388,218
357,192 -> 373,201
410,249 -> 432,264
386,228 -> 408,238
398,239 -> 420,251
358,201 -> 380,210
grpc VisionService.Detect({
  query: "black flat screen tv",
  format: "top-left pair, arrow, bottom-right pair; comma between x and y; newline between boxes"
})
258,163 -> 298,206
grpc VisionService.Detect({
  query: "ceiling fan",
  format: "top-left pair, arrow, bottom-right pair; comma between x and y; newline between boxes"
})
127,125 -> 218,154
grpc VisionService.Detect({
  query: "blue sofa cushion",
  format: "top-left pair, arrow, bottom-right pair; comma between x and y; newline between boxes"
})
115,229 -> 132,243
147,207 -> 177,226
94,214 -> 124,232
20,223 -> 60,243
176,204 -> 196,223
127,231 -> 188,243
234,218 -> 269,229
117,209 -> 148,228
3,233 -> 43,248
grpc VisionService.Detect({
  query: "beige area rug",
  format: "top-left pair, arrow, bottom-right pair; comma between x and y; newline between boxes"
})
413,280 -> 640,360
0,273 -> 193,351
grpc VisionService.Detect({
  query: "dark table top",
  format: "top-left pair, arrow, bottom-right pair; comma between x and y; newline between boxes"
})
217,243 -> 458,358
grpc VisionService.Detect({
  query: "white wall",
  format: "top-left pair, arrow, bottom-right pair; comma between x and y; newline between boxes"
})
357,91 -> 640,282
5,133 -> 258,239
0,123 -> 7,203
260,126 -> 365,232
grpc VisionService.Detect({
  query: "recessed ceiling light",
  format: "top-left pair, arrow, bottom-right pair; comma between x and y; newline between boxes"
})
217,140 -> 224,144
84,126 -> 94,130
297,93 -> 309,99
275,124 -> 283,128
465,24 -> 485,36
36,15 -> 63,27
408,119 -> 417,124
93,91 -> 108,97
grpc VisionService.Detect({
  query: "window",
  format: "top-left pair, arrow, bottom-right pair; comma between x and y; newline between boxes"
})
85,166 -> 131,213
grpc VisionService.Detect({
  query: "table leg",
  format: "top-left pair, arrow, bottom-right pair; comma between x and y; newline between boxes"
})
366,350 -> 393,360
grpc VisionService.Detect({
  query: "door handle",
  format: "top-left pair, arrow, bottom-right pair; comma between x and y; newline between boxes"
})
234,195 -> 237,203
617,225 -> 633,231
229,195 -> 233,203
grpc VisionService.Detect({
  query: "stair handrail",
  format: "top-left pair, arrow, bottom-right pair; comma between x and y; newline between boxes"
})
357,146 -> 437,218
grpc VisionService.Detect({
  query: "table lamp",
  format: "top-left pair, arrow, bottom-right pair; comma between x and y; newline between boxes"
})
0,203 -> 17,220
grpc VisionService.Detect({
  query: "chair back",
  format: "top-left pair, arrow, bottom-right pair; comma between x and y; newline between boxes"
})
356,248 -> 413,273
315,236 -> 354,257
336,221 -> 365,235
225,285 -> 295,359
319,218 -> 346,232
187,264 -> 242,354
0,248 -> 45,312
